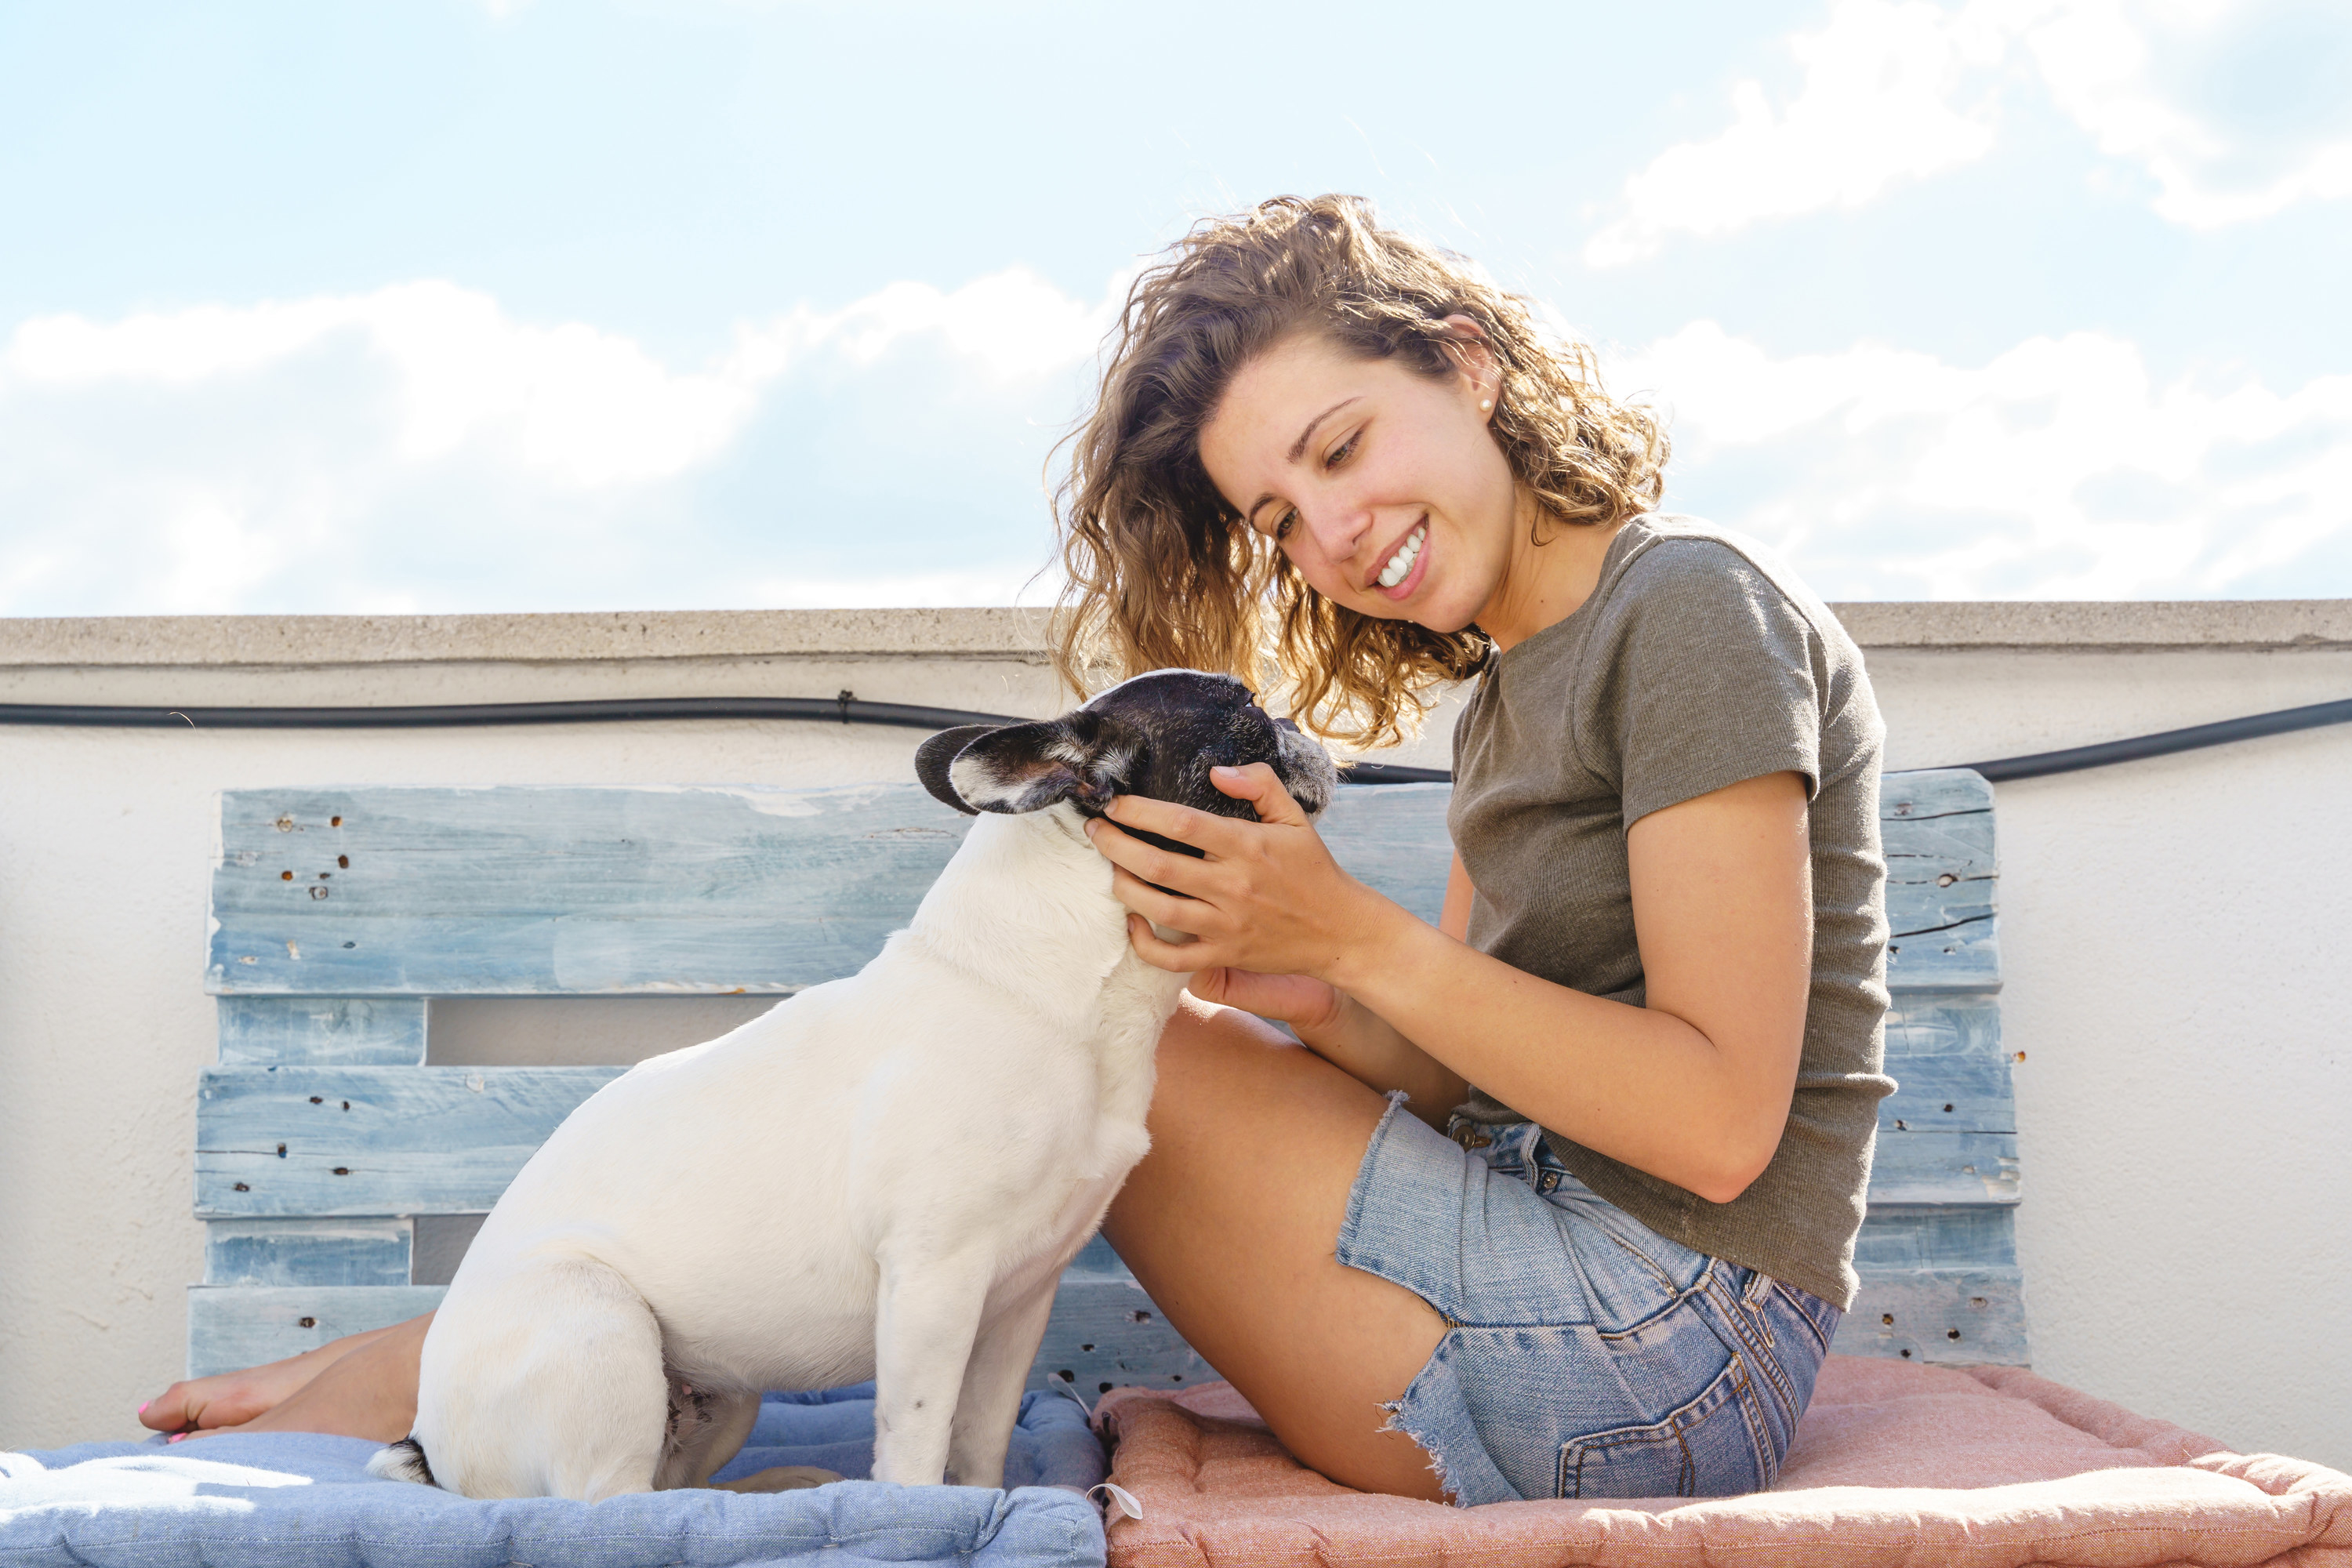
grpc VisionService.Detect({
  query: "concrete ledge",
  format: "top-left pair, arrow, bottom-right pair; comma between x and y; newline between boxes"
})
1829,600 -> 2352,650
0,608 -> 1057,668
2,600 -> 2348,669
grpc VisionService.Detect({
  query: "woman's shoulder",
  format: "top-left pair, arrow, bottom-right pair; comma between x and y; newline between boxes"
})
1606,514 -> 1807,606
1592,514 -> 1857,663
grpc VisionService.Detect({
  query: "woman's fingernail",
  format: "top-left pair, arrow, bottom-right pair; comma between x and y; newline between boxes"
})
166,1433 -> 185,1444
137,1401 -> 150,1417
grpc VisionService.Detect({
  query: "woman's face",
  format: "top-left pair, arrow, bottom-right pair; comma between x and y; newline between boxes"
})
1197,328 -> 1519,636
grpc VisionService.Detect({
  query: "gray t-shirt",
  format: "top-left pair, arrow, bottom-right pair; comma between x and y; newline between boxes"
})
1447,514 -> 1893,1308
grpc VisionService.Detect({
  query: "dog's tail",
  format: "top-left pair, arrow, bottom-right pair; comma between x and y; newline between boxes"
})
367,1435 -> 437,1487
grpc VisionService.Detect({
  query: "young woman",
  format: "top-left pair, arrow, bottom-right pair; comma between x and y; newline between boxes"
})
141,195 -> 1890,1506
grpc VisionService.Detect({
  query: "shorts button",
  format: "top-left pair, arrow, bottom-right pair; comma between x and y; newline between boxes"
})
1539,1171 -> 1559,1192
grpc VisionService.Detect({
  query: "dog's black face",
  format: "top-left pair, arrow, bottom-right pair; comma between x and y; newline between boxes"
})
915,671 -> 1338,833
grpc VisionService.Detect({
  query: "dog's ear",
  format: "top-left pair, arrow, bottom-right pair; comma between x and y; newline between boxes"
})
944,712 -> 1142,816
915,725 -> 1001,815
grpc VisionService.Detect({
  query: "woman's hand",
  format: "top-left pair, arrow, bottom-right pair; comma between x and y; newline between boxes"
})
1082,763 -> 1404,983
1187,964 -> 1345,1033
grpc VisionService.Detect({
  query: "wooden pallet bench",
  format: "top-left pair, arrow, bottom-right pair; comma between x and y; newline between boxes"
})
191,769 -> 2020,1387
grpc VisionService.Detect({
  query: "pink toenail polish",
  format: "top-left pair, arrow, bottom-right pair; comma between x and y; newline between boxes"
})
166,1433 -> 185,1444
137,1401 -> 150,1416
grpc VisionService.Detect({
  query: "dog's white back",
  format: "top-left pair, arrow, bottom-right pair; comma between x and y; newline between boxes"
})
376,672 -> 1335,1500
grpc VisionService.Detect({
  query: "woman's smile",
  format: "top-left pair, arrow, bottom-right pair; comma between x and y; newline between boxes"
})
1371,517 -> 1429,597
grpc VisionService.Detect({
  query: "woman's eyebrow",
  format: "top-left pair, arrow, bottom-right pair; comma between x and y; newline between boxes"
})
1287,397 -> 1360,463
1243,396 -> 1364,527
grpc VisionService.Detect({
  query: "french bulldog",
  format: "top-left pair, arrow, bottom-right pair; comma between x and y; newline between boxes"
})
370,670 -> 1338,1499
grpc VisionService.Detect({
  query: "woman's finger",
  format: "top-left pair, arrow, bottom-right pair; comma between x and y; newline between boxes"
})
1125,913 -> 1207,972
1208,763 -> 1310,829
1099,793 -> 1250,855
1106,864 -> 1216,931
1086,817 -> 1217,895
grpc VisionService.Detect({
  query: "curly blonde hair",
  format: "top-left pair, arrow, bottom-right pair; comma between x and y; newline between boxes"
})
1051,194 -> 1669,748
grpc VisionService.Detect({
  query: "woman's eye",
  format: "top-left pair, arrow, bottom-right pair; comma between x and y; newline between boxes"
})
1325,434 -> 1357,469
1273,510 -> 1295,541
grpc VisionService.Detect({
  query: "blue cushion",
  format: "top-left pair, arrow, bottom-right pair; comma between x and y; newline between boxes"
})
0,1386 -> 1107,1568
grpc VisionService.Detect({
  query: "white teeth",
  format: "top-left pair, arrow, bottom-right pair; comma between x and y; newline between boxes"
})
1377,524 -> 1425,589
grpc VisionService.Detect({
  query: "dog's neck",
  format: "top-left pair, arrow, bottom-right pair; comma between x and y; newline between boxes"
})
905,806 -> 1188,1031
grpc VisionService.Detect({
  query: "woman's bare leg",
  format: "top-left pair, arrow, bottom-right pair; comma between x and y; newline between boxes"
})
141,1312 -> 430,1442
1104,995 -> 1451,1501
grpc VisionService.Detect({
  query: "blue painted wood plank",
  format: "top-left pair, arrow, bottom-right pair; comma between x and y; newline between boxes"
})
1838,1268 -> 2028,1366
1314,783 -> 1452,927
187,1266 -> 2024,1385
208,785 -> 977,996
196,1062 -> 2012,1218
1857,1205 -> 2016,1271
1875,994 -> 2017,1200
1029,1254 -> 1216,1397
1886,916 -> 2001,993
217,997 -> 427,1065
186,1276 -> 1216,1394
196,1065 -> 624,1218
209,781 -> 1995,997
186,1212 -> 2027,1383
187,1285 -> 446,1380
1882,768 -> 1995,823
1882,771 -> 1999,993
1864,1130 -> 2020,1204
1881,994 -> 2015,1138
203,1218 -> 413,1287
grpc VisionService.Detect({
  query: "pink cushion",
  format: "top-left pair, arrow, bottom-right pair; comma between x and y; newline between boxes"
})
1095,1356 -> 2352,1568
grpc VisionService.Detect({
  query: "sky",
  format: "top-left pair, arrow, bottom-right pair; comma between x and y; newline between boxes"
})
1,0 -> 2347,615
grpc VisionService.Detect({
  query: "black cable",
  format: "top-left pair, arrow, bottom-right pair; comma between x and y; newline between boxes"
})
4,692 -> 2345,784
1945,695 -> 2352,782
0,695 -> 1022,732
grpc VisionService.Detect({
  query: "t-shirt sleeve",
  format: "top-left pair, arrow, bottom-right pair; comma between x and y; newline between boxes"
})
1577,541 -> 1824,826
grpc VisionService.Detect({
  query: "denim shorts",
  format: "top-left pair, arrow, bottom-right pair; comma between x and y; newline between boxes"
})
1336,1096 -> 1843,1505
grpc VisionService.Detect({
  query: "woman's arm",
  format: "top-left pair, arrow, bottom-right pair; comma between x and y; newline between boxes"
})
1087,768 -> 1812,1204
1439,851 -> 1474,942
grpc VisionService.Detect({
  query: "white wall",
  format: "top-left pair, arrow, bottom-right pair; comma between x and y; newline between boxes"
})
1,608 -> 2345,1473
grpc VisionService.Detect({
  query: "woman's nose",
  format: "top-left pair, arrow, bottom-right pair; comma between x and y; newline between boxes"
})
1298,497 -> 1374,560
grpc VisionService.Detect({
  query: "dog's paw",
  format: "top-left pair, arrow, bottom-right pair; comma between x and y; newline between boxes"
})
712,1465 -> 843,1493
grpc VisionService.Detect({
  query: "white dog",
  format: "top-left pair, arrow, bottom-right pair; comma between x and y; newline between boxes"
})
368,670 -> 1337,1501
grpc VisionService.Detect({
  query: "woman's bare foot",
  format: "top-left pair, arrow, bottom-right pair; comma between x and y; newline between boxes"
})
141,1313 -> 431,1443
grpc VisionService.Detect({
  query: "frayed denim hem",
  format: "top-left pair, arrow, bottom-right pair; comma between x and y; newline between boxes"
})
1378,1334 -> 1523,1507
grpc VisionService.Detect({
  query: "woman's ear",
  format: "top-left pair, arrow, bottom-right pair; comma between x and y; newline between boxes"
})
1436,313 -> 1501,416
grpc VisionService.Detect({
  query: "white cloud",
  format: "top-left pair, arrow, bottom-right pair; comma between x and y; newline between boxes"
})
2026,0 -> 2352,227
4,270 -> 1115,493
0,270 -> 1117,615
731,269 -> 1115,386
1586,0 -> 2012,267
1614,319 -> 2352,597
1585,0 -> 2352,263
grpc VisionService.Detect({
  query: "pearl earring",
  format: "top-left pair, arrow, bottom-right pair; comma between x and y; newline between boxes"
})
1479,399 -> 1493,412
